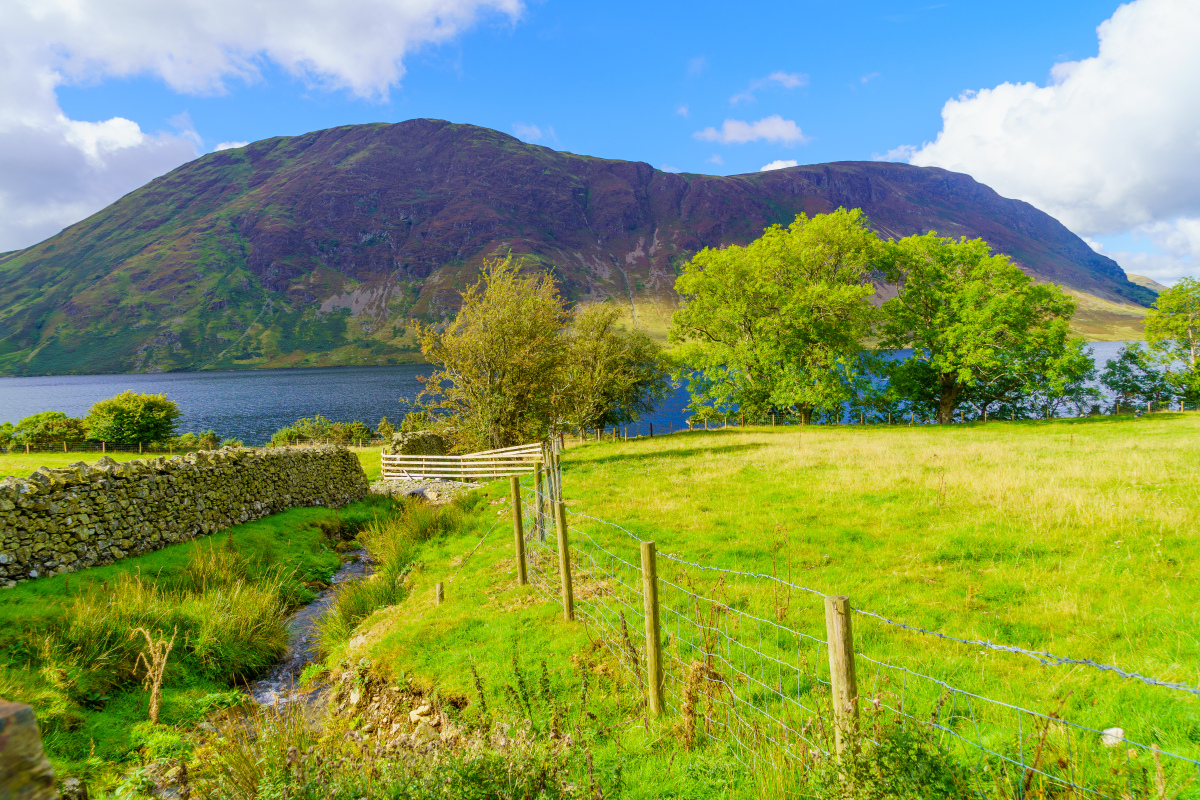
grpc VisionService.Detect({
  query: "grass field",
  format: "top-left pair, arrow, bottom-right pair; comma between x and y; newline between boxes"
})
549,414 -> 1200,787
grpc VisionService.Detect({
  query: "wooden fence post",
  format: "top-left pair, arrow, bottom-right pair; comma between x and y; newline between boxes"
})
436,582 -> 445,606
138,442 -> 143,455
649,422 -> 653,437
554,500 -> 574,621
640,541 -> 665,717
510,476 -> 527,586
824,595 -> 859,758
534,463 -> 547,542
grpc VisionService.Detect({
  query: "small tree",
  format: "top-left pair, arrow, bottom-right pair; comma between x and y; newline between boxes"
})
1145,277 -> 1200,404
84,391 -> 182,444
1100,343 -> 1171,411
562,303 -> 671,432
879,234 -> 1076,424
12,411 -> 88,446
417,256 -> 568,451
377,416 -> 396,440
671,209 -> 881,423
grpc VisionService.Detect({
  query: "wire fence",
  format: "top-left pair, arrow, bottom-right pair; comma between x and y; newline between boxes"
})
508,446 -> 1200,798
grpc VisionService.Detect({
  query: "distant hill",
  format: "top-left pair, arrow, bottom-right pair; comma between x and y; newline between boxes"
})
0,119 -> 1154,376
1127,273 -> 1169,294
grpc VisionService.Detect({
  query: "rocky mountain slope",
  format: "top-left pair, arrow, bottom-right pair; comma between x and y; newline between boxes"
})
0,119 -> 1152,376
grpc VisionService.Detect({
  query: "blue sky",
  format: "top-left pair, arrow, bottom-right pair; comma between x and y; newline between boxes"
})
56,1 -> 1119,174
3,0 -> 1197,281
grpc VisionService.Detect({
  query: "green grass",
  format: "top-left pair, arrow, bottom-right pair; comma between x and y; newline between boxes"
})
553,413 -> 1200,791
0,494 -> 400,784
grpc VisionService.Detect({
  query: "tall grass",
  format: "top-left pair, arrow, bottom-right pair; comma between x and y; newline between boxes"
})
317,499 -> 469,655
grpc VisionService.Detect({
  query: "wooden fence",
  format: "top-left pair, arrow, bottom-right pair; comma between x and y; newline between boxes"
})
380,442 -> 545,482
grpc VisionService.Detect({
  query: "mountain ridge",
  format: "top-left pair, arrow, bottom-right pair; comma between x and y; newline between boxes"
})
0,118 -> 1151,376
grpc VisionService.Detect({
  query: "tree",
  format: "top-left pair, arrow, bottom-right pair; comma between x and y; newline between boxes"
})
84,391 -> 182,444
879,234 -> 1076,424
417,256 -> 568,451
561,303 -> 672,432
671,209 -> 881,423
1100,342 -> 1171,411
1145,277 -> 1200,403
12,411 -> 88,446
377,416 -> 396,440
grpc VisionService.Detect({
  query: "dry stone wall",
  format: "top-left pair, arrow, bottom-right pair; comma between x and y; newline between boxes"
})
0,446 -> 368,586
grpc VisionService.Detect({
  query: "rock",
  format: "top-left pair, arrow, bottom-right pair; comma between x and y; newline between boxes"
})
412,719 -> 438,743
389,431 -> 446,456
60,776 -> 88,799
0,700 -> 58,800
1101,727 -> 1125,747
348,687 -> 361,707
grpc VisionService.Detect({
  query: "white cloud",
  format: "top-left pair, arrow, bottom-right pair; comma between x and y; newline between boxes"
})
730,71 -> 808,104
0,0 -> 524,251
687,56 -> 707,77
760,159 -> 798,171
706,154 -> 724,165
512,123 -> 543,142
676,104 -> 689,117
694,115 -> 808,146
860,72 -> 880,85
213,141 -> 249,151
873,144 -> 917,162
901,0 -> 1200,282
660,164 -> 683,174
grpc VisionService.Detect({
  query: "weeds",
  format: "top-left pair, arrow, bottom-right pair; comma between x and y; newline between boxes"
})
131,626 -> 176,724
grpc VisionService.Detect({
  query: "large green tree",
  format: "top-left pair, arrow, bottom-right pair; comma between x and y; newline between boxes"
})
671,208 -> 881,423
561,303 -> 671,432
84,391 -> 182,444
417,256 -> 568,451
1145,277 -> 1200,402
879,234 -> 1077,424
11,411 -> 88,446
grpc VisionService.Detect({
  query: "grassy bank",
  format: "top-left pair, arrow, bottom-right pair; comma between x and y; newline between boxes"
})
0,495 -> 400,785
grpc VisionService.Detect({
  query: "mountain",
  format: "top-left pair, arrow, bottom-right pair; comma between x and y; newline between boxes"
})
1128,273 -> 1169,294
0,119 -> 1153,376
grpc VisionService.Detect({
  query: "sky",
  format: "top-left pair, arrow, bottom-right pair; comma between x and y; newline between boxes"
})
1,0 -> 1197,284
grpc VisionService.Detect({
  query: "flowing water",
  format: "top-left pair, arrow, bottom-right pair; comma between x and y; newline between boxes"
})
248,550 -> 373,707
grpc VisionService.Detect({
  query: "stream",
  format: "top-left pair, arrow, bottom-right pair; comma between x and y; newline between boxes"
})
248,549 -> 374,706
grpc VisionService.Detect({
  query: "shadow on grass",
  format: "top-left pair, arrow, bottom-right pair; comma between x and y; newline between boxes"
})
568,439 -> 770,469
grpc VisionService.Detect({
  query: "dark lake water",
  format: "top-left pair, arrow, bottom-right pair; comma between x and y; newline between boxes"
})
0,342 -> 1131,445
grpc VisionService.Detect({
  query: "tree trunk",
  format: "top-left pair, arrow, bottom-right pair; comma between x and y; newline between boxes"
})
799,407 -> 814,425
937,374 -> 960,424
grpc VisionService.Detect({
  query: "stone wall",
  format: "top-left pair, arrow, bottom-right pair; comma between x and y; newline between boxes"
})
0,446 -> 368,586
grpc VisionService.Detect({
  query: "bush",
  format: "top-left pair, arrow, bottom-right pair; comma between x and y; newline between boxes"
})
84,391 -> 182,445
11,411 -> 88,446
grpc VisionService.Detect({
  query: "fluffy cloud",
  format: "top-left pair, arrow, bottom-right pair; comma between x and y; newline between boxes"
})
660,164 -> 683,173
730,71 -> 808,104
760,159 -> 798,171
706,154 -> 724,165
213,141 -> 249,151
0,0 -> 523,251
694,115 -> 808,146
902,0 -> 1200,282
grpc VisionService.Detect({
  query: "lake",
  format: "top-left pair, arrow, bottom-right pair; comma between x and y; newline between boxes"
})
0,342 -> 1132,444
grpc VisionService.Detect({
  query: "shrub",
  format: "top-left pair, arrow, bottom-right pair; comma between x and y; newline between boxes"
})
11,411 -> 88,446
84,391 -> 182,444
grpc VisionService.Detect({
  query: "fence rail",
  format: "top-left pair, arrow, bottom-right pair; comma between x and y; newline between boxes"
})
483,446 -> 1200,798
380,442 -> 544,481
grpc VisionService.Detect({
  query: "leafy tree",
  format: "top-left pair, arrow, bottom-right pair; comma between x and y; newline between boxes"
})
879,234 -> 1076,424
220,438 -> 244,448
416,256 -> 568,451
0,421 -> 14,450
1100,342 -> 1172,411
399,411 -> 431,433
84,391 -> 182,444
13,411 -> 88,446
377,416 -> 396,440
671,209 -> 881,423
561,303 -> 671,432
1145,277 -> 1200,403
